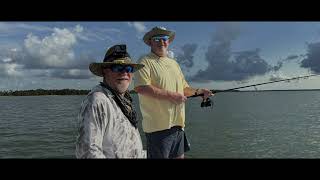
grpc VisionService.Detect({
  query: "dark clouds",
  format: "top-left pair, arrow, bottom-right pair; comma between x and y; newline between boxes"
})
175,43 -> 198,68
177,23 -> 313,83
232,49 -> 269,75
191,48 -> 270,81
190,23 -> 272,82
300,42 -> 320,73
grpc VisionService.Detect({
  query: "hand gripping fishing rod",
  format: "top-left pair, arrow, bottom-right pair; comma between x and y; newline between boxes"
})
188,74 -> 320,108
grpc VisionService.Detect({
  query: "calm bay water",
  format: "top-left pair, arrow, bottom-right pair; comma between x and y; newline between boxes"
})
1,91 -> 320,158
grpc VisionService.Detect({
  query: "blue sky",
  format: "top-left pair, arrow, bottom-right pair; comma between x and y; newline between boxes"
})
1,21 -> 320,91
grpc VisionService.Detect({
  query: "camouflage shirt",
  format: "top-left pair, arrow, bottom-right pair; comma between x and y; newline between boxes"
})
75,84 -> 146,158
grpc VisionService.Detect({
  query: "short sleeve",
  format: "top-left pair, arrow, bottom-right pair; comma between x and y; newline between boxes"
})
134,58 -> 151,87
174,60 -> 190,89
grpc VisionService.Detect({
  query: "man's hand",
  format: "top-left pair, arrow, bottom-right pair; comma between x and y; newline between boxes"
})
197,88 -> 213,100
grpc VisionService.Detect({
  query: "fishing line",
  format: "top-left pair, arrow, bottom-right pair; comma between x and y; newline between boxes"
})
188,74 -> 320,108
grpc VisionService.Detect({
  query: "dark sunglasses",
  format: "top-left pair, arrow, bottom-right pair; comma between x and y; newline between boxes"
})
110,65 -> 134,73
151,35 -> 170,42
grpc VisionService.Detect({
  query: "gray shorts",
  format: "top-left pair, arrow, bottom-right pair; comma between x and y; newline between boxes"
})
145,126 -> 191,159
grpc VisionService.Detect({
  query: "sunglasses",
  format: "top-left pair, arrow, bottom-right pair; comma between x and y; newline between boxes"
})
151,35 -> 170,42
110,65 -> 134,73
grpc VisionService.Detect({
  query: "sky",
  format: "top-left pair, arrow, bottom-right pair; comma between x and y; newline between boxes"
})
1,21 -> 320,91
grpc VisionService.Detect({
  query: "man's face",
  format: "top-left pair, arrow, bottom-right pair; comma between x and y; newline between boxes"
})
150,35 -> 170,57
103,65 -> 133,94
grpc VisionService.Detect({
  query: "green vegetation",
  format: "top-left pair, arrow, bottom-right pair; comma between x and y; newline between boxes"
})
0,89 -> 138,96
0,89 -> 90,96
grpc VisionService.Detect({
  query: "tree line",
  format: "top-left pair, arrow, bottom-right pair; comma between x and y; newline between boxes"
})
0,89 -> 137,96
0,89 -> 90,96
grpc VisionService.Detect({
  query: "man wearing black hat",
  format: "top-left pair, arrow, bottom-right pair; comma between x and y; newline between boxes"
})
75,44 -> 146,158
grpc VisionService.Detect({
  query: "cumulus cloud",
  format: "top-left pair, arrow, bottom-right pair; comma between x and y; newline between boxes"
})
175,43 -> 198,68
127,22 -> 147,33
190,23 -> 281,82
232,49 -> 269,74
300,42 -> 320,73
22,28 -> 77,69
19,26 -> 97,71
0,47 -> 23,64
0,63 -> 23,77
0,25 -> 100,80
191,23 -> 268,81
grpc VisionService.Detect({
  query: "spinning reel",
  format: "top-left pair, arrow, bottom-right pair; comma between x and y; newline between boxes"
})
200,97 -> 213,108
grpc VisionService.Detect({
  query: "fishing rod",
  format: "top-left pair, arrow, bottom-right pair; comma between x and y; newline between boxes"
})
188,74 -> 320,107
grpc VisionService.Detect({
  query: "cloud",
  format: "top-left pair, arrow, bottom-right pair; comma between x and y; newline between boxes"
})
2,58 -> 12,63
189,23 -> 283,82
212,22 -> 241,43
0,63 -> 23,77
175,43 -> 198,68
285,55 -> 300,61
128,22 -> 147,33
167,50 -> 175,59
269,72 -> 289,81
300,42 -> 320,73
0,25 -> 99,80
232,49 -> 269,75
269,54 -> 306,73
48,69 -> 93,79
0,47 -> 22,64
34,69 -> 93,79
101,28 -> 122,33
0,22 -> 52,36
22,28 -> 77,69
271,61 -> 283,72
73,25 -> 120,42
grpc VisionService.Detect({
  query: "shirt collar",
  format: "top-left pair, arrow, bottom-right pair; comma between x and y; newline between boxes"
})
149,52 -> 168,61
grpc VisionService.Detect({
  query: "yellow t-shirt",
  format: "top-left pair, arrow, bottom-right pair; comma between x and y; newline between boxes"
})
134,52 -> 190,133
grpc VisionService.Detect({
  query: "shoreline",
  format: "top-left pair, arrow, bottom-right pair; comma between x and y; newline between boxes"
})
0,89 -> 320,96
0,89 -> 137,96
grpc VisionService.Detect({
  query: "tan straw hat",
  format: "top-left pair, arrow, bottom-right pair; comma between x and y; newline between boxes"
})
143,26 -> 175,46
89,44 -> 144,77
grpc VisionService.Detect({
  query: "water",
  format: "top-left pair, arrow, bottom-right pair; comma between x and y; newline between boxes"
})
0,96 -> 79,158
1,91 -> 320,158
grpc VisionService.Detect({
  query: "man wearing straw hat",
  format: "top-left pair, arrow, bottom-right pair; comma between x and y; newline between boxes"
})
75,44 -> 146,158
134,26 -> 213,158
